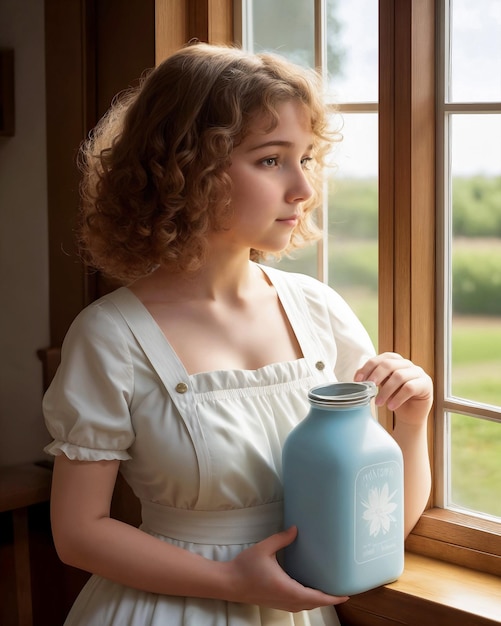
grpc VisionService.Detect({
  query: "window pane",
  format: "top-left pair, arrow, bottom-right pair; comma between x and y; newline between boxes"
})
449,0 -> 501,103
443,1 -> 501,525
450,114 -> 501,177
328,113 -> 378,346
450,115 -> 501,407
449,412 -> 501,518
326,0 -> 378,102
250,0 -> 315,67
450,310 -> 501,407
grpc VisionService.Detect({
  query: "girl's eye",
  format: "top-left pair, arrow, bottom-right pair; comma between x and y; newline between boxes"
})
261,157 -> 278,167
301,157 -> 313,170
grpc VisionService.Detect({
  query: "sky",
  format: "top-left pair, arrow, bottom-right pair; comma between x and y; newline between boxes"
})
332,0 -> 501,177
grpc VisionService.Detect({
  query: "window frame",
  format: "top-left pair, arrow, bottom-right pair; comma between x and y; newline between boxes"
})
230,0 -> 501,575
435,0 -> 501,521
379,0 -> 500,575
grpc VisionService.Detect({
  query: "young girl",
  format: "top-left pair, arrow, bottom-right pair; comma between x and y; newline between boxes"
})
43,42 -> 433,626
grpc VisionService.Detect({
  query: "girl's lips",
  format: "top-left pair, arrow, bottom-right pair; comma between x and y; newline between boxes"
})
277,215 -> 299,225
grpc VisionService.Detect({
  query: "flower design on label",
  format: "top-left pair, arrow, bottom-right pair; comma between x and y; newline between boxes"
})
361,482 -> 398,537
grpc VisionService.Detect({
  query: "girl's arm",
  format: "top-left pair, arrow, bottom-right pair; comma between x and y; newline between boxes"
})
50,455 -> 348,612
354,352 -> 433,537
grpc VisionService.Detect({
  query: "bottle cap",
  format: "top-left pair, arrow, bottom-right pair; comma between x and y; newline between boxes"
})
308,381 -> 377,407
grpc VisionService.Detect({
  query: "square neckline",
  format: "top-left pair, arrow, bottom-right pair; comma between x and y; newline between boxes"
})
120,263 -> 313,379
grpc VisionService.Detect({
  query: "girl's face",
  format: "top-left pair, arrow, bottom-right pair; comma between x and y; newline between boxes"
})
212,100 -> 314,255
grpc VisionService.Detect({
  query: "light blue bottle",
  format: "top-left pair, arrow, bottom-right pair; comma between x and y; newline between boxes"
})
282,381 -> 404,596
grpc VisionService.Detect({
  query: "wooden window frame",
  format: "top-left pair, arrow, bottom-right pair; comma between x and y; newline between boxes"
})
333,0 -> 501,620
225,0 -> 501,579
379,0 -> 500,578
155,0 -> 233,62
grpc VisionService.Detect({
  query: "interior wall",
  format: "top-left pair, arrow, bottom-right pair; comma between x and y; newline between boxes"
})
0,0 -> 50,465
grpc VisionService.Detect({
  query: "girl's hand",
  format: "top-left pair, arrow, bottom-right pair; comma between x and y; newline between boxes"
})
226,526 -> 349,612
354,352 -> 433,425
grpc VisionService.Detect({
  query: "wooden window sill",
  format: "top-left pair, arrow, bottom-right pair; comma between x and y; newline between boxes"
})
336,551 -> 501,626
407,507 -> 501,577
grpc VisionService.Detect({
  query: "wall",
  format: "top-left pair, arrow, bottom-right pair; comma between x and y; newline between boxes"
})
0,0 -> 50,465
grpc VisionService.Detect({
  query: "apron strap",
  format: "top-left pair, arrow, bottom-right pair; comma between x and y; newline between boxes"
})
258,265 -> 334,382
107,287 -> 214,509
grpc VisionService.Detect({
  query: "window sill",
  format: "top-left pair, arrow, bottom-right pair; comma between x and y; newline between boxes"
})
336,551 -> 501,626
407,507 -> 501,577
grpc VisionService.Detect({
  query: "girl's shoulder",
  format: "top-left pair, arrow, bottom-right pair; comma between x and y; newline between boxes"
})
60,288 -> 135,357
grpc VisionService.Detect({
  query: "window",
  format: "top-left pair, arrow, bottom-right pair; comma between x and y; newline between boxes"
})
236,0 -> 501,574
436,0 -> 501,520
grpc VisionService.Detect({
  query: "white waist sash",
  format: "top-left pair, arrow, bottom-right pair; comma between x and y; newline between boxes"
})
140,500 -> 284,545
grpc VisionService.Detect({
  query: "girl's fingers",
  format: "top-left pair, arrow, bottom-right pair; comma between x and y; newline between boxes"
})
354,352 -> 405,383
259,526 -> 298,554
354,353 -> 433,411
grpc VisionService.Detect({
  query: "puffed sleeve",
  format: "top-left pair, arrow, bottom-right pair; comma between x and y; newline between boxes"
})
295,272 -> 376,381
43,299 -> 135,462
322,284 -> 376,382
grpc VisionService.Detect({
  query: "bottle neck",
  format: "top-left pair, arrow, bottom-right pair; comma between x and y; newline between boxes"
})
308,381 -> 376,409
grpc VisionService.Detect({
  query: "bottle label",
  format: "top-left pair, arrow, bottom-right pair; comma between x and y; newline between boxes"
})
354,460 -> 402,563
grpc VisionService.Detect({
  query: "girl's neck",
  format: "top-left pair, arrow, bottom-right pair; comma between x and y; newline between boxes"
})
131,254 -> 267,305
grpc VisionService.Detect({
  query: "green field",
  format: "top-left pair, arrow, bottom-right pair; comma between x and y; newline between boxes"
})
448,317 -> 501,519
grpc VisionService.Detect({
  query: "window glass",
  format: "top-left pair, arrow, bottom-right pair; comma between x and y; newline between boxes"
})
443,3 -> 501,521
249,0 -> 315,67
449,412 -> 501,519
326,0 -> 378,102
450,115 -> 501,407
449,0 -> 501,103
328,113 -> 378,345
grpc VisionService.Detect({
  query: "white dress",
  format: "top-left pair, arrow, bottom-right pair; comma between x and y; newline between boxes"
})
43,264 -> 375,626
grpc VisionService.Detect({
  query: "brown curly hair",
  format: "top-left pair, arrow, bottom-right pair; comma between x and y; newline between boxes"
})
78,42 -> 339,282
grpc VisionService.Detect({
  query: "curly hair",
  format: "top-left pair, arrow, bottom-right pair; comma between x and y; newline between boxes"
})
78,42 -> 340,282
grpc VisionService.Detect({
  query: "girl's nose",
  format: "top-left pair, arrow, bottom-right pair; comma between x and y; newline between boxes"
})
285,167 -> 314,204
